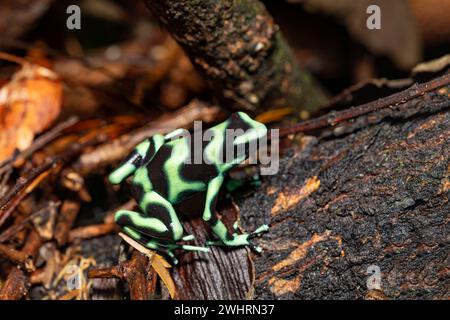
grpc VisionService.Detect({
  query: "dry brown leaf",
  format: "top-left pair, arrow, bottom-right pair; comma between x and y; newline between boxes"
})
118,232 -> 176,299
255,107 -> 293,123
151,254 -> 176,299
0,57 -> 62,161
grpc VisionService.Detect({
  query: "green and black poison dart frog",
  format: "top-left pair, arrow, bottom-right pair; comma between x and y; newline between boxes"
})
109,112 -> 269,264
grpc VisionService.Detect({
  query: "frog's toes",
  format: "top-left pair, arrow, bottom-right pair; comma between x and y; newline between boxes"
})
181,234 -> 195,241
248,224 -> 270,239
165,250 -> 179,265
206,240 -> 222,246
206,238 -> 264,253
165,245 -> 209,265
180,244 -> 210,253
249,242 -> 263,253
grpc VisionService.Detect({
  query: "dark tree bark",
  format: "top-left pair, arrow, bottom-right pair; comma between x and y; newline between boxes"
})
172,200 -> 254,299
168,73 -> 449,299
144,0 -> 327,114
238,75 -> 450,299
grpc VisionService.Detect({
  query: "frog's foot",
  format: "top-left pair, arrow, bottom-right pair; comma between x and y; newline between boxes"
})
249,175 -> 262,188
207,224 -> 269,253
247,224 -> 270,238
144,238 -> 209,265
181,234 -> 195,241
179,234 -> 211,252
206,237 -> 263,253
139,238 -> 179,265
121,226 -> 209,264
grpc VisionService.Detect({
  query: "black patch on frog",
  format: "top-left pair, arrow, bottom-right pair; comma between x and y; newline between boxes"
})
116,210 -> 173,241
218,112 -> 257,164
116,216 -> 141,240
142,138 -> 156,165
226,112 -> 253,132
146,144 -> 172,199
142,202 -> 176,240
208,211 -> 218,224
121,150 -> 143,167
180,137 -> 219,182
131,181 -> 145,203
225,231 -> 235,241
130,232 -> 176,255
207,191 -> 220,221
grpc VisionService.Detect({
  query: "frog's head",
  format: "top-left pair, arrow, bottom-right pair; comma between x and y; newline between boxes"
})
215,112 -> 267,167
227,112 -> 267,146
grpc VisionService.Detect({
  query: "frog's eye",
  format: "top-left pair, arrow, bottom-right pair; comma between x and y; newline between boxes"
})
234,127 -> 267,145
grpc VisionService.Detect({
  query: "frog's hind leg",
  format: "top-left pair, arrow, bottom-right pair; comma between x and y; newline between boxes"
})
117,205 -> 195,243
122,226 -> 208,265
121,226 -> 179,264
116,191 -> 209,261
139,191 -> 189,242
202,175 -> 269,252
115,209 -> 173,241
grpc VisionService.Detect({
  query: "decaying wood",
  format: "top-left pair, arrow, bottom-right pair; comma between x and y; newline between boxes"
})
0,131 -> 107,228
144,0 -> 327,113
0,268 -> 29,300
0,244 -> 34,272
236,75 -> 449,299
54,200 -> 81,246
88,251 -> 157,300
172,200 -> 254,299
0,230 -> 42,300
68,223 -> 118,243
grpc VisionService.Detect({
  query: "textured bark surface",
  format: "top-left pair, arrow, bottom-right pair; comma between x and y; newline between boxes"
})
172,197 -> 254,299
144,0 -> 327,113
237,80 -> 449,299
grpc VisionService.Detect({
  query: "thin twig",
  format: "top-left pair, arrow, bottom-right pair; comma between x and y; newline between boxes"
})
68,223 -> 118,243
278,73 -> 450,137
13,116 -> 79,166
54,200 -> 81,246
0,244 -> 35,272
0,230 -> 42,300
88,250 -> 157,300
0,201 -> 61,243
0,135 -> 106,228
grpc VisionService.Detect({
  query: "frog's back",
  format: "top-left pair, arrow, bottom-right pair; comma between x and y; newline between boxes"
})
146,137 -> 217,204
144,112 -> 266,204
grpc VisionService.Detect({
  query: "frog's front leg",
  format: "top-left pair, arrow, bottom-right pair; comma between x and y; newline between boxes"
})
109,135 -> 165,184
202,175 -> 269,252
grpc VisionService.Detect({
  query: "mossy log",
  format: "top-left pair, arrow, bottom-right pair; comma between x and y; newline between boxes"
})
144,0 -> 327,114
